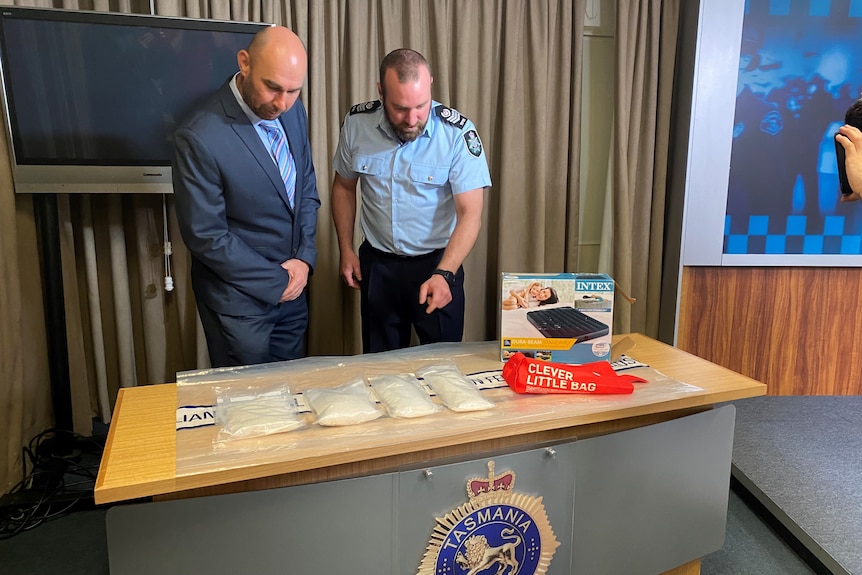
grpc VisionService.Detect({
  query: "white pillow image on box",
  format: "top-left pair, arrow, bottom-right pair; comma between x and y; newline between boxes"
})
303,377 -> 383,427
367,373 -> 442,418
415,362 -> 495,412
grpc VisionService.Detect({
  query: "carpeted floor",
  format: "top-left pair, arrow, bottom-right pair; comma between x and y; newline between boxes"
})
729,395 -> 862,575
0,506 -> 109,575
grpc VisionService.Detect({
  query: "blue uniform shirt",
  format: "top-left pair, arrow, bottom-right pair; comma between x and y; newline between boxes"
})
332,100 -> 492,256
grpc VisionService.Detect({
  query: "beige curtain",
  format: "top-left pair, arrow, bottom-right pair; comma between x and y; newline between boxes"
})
282,0 -> 588,355
0,0 -> 680,494
0,0 -> 143,501
0,103 -> 53,502
609,0 -> 679,335
151,0 -> 586,357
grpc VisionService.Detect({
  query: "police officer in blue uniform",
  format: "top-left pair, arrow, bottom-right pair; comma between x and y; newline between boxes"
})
331,48 -> 492,353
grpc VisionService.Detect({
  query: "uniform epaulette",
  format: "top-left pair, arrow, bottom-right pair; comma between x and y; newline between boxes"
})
349,100 -> 382,115
435,105 -> 469,129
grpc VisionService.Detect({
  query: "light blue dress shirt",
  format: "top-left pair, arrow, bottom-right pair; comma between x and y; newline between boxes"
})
229,74 -> 291,176
332,100 -> 492,256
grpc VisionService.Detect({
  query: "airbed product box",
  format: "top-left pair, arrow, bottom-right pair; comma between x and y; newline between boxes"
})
500,272 -> 613,364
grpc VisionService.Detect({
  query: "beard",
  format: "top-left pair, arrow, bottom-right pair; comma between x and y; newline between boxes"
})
386,114 -> 426,142
238,74 -> 283,120
246,94 -> 282,120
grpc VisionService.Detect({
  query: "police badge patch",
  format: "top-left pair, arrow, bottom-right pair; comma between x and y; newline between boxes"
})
349,100 -> 382,115
417,461 -> 559,575
464,130 -> 483,157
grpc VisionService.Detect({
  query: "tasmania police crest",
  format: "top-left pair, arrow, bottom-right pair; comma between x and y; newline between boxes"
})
417,461 -> 559,575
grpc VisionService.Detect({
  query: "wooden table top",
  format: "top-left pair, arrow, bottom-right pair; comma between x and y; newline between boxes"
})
94,334 -> 765,504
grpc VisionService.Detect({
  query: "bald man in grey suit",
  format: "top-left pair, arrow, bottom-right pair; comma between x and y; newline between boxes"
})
172,27 -> 320,367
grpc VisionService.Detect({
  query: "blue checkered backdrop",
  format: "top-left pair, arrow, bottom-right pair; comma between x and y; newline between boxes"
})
725,0 -> 862,255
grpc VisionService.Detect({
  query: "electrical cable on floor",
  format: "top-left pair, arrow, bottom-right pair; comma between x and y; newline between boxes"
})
0,428 -> 104,540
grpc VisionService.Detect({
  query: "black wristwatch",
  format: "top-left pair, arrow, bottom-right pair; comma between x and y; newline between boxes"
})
432,268 -> 456,286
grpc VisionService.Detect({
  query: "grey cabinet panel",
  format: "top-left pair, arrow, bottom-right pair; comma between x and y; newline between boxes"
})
107,474 -> 397,575
106,406 -> 735,575
572,405 -> 736,575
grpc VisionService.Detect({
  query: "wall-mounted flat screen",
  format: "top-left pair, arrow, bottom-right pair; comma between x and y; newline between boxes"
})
0,7 -> 268,193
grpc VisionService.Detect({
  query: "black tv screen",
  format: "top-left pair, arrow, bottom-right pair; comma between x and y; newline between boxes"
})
0,7 -> 269,193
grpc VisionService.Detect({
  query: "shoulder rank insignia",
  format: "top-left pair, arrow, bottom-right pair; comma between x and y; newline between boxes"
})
436,105 -> 469,129
349,100 -> 382,115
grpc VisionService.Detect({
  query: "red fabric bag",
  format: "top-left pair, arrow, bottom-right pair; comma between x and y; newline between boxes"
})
502,352 -> 646,395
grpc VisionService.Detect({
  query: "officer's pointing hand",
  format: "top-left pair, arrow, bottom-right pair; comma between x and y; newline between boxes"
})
420,275 -> 453,313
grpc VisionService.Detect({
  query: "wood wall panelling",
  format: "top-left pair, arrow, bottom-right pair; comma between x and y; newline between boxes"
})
677,266 -> 862,396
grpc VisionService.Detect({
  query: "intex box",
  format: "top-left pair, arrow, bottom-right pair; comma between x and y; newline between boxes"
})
500,272 -> 613,364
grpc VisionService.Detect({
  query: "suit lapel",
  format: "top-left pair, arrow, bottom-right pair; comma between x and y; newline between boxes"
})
219,85 -> 294,212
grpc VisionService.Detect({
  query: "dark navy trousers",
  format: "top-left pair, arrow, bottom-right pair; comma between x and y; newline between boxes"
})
197,294 -> 308,368
358,241 -> 464,353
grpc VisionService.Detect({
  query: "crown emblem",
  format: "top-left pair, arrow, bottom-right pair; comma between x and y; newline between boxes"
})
467,461 -> 515,499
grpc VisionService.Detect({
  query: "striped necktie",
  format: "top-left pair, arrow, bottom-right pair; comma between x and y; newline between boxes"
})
260,120 -> 296,207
